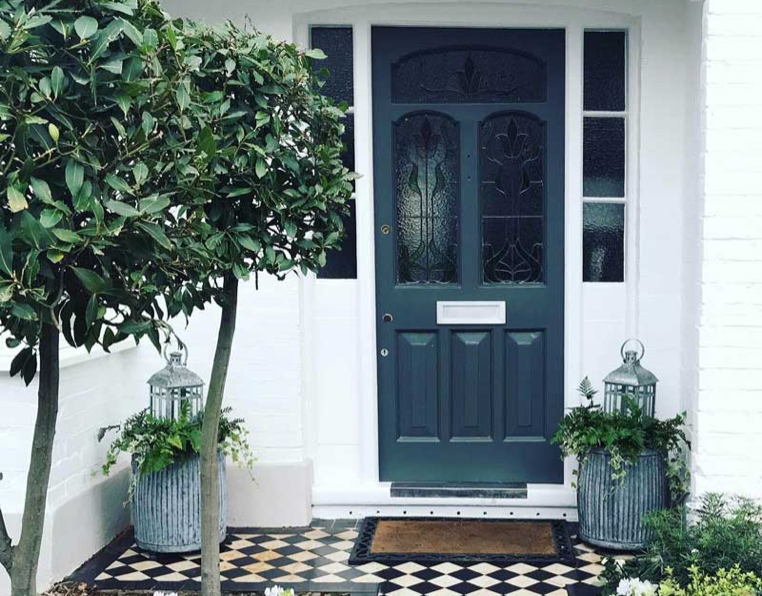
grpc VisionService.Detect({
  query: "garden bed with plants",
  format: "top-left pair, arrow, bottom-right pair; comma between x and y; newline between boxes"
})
598,493 -> 762,596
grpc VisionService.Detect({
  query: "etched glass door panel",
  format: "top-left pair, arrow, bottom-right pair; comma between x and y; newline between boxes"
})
480,112 -> 545,284
395,112 -> 459,284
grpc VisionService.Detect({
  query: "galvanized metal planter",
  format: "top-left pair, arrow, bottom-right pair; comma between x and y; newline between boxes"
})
577,448 -> 668,550
131,451 -> 227,553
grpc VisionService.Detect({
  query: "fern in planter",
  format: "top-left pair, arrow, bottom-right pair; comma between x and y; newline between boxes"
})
101,403 -> 255,478
552,377 -> 690,502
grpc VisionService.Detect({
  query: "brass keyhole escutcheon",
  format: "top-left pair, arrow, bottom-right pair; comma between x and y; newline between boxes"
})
381,224 -> 391,235
380,348 -> 389,357
383,313 -> 394,323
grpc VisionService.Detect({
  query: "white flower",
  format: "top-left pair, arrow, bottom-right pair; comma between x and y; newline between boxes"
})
617,578 -> 635,595
153,592 -> 178,596
265,587 -> 295,596
616,578 -> 659,596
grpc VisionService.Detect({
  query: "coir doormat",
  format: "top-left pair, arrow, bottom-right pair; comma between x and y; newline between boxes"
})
349,517 -> 576,565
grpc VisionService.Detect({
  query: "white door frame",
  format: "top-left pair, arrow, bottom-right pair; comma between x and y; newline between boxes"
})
295,2 -> 641,508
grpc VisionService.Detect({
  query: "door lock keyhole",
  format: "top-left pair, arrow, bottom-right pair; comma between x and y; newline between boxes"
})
380,348 -> 389,357
381,224 -> 391,235
382,313 -> 394,323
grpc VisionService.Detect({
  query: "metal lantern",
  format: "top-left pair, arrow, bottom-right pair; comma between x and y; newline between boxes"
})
147,346 -> 205,420
603,339 -> 658,417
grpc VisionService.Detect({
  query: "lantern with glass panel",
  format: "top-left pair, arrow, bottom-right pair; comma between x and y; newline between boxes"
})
603,339 -> 658,418
147,346 -> 204,421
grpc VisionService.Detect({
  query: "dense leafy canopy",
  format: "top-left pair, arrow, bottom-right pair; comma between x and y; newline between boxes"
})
1,1 -> 354,382
165,21 -> 355,295
0,0 -> 207,381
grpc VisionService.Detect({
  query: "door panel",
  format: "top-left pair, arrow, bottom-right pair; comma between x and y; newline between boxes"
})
374,27 -> 565,484
396,332 -> 439,441
451,331 -> 492,440
505,331 -> 545,436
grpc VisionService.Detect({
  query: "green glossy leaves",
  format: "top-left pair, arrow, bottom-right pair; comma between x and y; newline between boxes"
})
74,16 -> 98,39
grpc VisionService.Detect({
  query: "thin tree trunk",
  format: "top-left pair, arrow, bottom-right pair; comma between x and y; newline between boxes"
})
10,324 -> 60,596
0,498 -> 13,576
201,273 -> 238,596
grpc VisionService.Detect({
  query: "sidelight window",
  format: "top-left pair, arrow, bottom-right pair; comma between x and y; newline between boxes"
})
582,31 -> 627,283
310,26 -> 358,279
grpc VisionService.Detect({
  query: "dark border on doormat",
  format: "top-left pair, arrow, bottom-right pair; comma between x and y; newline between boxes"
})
348,517 -> 577,566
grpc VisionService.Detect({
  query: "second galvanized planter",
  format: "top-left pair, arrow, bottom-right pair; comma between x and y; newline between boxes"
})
131,450 -> 228,553
577,448 -> 668,550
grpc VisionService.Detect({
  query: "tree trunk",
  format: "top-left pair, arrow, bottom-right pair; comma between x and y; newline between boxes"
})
200,274 -> 238,596
10,324 -> 60,596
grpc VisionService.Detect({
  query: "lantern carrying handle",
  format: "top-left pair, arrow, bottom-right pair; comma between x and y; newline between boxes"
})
620,338 -> 645,363
163,342 -> 188,366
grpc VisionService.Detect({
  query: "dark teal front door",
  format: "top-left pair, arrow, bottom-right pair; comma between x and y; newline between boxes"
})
373,27 -> 565,484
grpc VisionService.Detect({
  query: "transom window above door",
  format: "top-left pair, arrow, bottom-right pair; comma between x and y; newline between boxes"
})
391,46 -> 547,103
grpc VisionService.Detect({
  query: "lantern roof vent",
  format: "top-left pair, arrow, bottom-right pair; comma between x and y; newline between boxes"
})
148,350 -> 205,389
604,339 -> 658,387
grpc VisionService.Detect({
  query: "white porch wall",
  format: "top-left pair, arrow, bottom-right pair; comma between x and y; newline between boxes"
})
693,0 -> 762,499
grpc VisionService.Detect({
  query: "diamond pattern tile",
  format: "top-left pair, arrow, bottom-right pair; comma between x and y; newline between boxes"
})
69,520 -> 605,594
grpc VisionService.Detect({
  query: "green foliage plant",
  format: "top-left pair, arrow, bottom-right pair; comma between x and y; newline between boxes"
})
102,405 -> 255,479
155,21 -> 356,596
552,377 -> 690,501
659,566 -> 762,596
0,2 -> 207,594
600,494 -> 762,594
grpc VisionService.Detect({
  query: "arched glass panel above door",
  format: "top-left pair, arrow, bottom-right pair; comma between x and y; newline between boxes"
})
480,111 -> 546,284
394,112 -> 459,284
392,46 -> 546,103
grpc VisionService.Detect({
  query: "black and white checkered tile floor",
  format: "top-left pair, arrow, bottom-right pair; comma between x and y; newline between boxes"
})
70,520 -> 605,595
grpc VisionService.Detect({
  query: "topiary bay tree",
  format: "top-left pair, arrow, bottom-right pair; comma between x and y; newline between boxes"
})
168,22 -> 355,596
0,2 -> 206,594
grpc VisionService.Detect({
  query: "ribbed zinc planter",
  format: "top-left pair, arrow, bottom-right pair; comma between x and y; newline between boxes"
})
578,447 -> 668,550
131,450 -> 227,553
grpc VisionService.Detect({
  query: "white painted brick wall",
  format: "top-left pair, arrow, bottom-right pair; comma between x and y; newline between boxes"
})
0,348 -> 146,514
694,0 -> 762,499
0,274 -> 304,592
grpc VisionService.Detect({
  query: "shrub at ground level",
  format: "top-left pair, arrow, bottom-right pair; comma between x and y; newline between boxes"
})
601,493 -> 762,594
